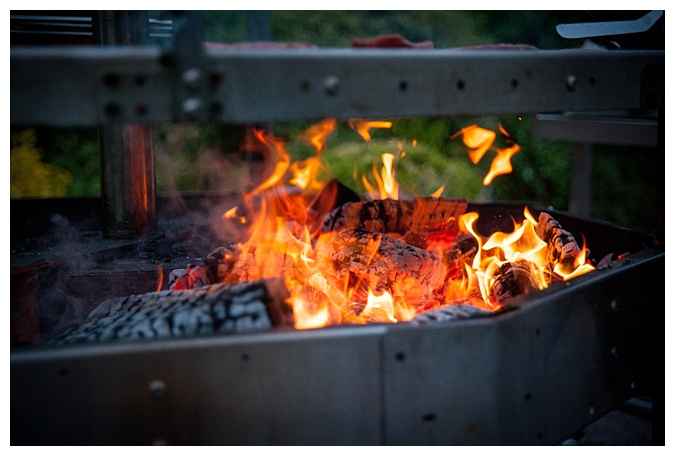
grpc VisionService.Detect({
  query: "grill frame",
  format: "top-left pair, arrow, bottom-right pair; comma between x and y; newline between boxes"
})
10,203 -> 664,445
10,11 -> 665,445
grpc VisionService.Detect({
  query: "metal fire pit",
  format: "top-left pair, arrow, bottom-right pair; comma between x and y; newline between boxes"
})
10,203 -> 663,445
10,11 -> 664,446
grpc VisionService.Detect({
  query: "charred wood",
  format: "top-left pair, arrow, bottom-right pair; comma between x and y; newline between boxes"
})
320,197 -> 468,237
49,278 -> 293,345
315,227 -> 446,310
535,211 -> 581,273
489,259 -> 539,304
411,304 -> 495,324
306,179 -> 360,233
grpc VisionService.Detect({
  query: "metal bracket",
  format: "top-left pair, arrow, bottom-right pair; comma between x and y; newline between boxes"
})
158,11 -> 211,122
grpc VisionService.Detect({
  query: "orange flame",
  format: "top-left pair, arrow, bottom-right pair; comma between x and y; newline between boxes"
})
453,123 -> 520,186
155,265 -> 164,292
362,152 -> 399,200
214,119 -> 595,329
362,289 -> 398,323
301,118 -> 337,152
349,120 -> 392,141
483,142 -> 520,186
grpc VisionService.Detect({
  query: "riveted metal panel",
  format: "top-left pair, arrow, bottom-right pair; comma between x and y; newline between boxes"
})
11,325 -> 387,445
11,48 -> 664,126
381,250 -> 662,445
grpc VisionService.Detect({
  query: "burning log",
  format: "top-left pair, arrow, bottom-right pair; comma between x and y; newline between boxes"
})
315,228 -> 446,312
535,211 -> 581,274
488,259 -> 539,305
320,197 -> 468,238
49,278 -> 293,345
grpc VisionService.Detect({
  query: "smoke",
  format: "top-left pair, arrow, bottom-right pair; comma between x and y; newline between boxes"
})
11,213 -> 95,346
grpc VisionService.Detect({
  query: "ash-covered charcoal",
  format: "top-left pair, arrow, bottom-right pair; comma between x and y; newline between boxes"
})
169,244 -> 240,291
320,197 -> 467,237
410,304 -> 495,324
535,211 -> 581,273
489,259 -> 539,304
315,228 -> 446,309
49,278 -> 293,346
204,244 -> 240,282
169,264 -> 212,290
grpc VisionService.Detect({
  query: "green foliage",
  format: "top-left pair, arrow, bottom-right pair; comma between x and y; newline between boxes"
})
45,128 -> 100,195
590,145 -> 660,231
10,129 -> 72,198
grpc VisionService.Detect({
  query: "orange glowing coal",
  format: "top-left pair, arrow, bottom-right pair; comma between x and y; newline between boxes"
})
213,119 -> 594,329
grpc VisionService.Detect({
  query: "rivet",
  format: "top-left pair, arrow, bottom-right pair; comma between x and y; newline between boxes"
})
182,68 -> 203,89
589,405 -> 595,416
610,300 -> 619,311
566,74 -> 578,91
323,76 -> 340,95
610,346 -> 619,357
149,379 -> 167,398
182,98 -> 203,115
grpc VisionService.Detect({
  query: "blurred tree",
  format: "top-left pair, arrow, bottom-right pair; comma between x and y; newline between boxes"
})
10,129 -> 72,198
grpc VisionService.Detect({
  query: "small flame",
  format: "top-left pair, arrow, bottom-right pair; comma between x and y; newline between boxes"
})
223,206 -> 247,224
555,235 -> 596,281
302,119 -> 337,152
155,265 -> 164,292
430,185 -> 445,198
362,289 -> 398,323
362,152 -> 400,200
482,142 -> 520,186
349,120 -> 392,142
289,156 -> 326,192
452,125 -> 495,164
453,123 -> 520,186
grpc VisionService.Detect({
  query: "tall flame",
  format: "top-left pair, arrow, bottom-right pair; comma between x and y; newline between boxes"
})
214,119 -> 595,330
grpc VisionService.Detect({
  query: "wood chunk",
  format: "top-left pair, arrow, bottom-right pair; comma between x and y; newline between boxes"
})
535,212 -> 581,272
315,228 -> 446,309
49,278 -> 293,345
489,259 -> 539,304
306,179 -> 360,232
441,232 -> 479,280
320,197 -> 468,236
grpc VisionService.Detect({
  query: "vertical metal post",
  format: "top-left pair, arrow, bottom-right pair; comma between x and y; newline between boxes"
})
93,11 -> 156,238
568,143 -> 592,218
243,11 -> 271,189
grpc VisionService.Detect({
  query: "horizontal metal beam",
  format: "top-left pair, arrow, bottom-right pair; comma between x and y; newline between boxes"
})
532,113 -> 659,147
11,47 -> 664,126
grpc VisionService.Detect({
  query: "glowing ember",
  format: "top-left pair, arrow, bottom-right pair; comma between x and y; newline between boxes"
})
199,118 -> 596,329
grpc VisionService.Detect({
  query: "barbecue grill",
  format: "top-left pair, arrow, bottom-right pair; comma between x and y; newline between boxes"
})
10,11 -> 664,445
